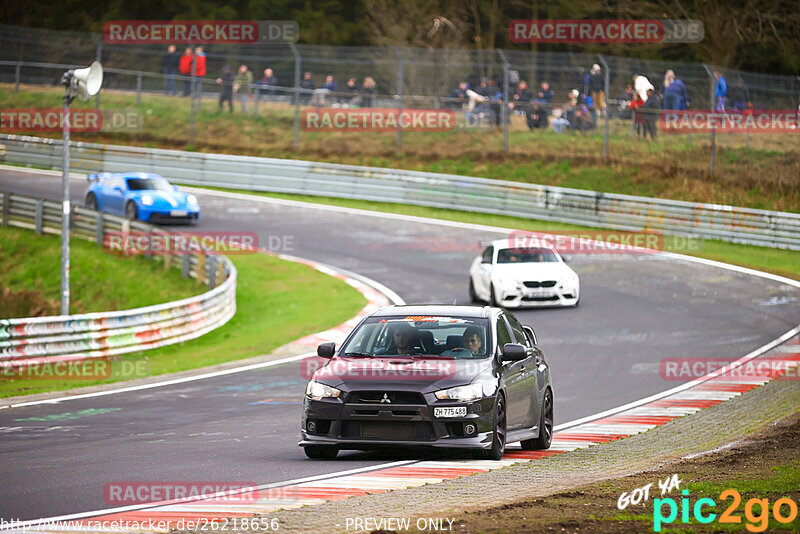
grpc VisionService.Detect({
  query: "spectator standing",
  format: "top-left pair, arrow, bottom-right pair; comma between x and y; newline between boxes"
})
216,65 -> 234,113
713,71 -> 727,111
728,79 -> 749,111
618,83 -> 635,119
192,47 -> 207,96
633,74 -> 654,102
255,68 -> 278,102
588,64 -> 605,117
641,88 -> 661,140
663,71 -> 690,110
345,77 -> 361,107
179,47 -> 193,96
234,64 -> 253,113
300,72 -> 316,104
162,45 -> 179,96
361,77 -> 377,107
630,92 -> 645,136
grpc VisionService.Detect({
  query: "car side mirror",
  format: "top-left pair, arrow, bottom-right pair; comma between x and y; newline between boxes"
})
317,342 -> 335,358
502,343 -> 527,362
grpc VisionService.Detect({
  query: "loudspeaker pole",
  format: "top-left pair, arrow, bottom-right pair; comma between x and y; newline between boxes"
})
60,72 -> 75,316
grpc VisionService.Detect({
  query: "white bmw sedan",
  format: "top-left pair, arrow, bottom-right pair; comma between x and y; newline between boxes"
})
469,239 -> 580,308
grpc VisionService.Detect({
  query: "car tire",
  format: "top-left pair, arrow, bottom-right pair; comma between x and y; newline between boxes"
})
479,394 -> 506,460
125,201 -> 138,221
522,388 -> 553,450
303,445 -> 339,459
489,284 -> 499,307
85,193 -> 97,211
469,278 -> 479,303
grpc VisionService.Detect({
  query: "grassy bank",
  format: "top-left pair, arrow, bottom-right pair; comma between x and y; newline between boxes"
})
0,228 -> 366,398
2,83 -> 798,212
0,226 -> 200,317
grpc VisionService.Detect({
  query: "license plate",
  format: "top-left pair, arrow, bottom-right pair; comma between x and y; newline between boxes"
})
170,210 -> 188,216
434,406 -> 467,418
527,289 -> 555,297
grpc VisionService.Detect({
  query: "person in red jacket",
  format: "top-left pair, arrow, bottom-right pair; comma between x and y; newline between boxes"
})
192,47 -> 207,96
179,47 -> 193,97
630,92 -> 645,137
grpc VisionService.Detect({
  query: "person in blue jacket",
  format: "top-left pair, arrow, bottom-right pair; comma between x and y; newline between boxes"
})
714,71 -> 727,111
663,70 -> 690,110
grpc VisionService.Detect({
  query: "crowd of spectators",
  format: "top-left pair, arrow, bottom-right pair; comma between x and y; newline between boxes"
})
159,46 -> 759,133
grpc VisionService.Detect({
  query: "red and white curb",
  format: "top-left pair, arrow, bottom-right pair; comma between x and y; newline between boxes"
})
10,330 -> 799,533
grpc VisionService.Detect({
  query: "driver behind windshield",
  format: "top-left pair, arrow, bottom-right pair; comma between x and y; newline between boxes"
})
441,326 -> 484,357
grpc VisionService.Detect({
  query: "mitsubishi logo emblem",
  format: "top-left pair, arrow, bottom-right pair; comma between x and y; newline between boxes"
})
380,393 -> 391,404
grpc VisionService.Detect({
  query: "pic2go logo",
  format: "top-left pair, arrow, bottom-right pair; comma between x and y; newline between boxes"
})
653,489 -> 799,532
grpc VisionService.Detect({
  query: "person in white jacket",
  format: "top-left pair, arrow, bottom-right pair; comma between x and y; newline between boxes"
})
633,74 -> 654,102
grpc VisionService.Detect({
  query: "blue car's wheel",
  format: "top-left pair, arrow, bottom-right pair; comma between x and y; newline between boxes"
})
85,193 -> 97,211
125,201 -> 138,221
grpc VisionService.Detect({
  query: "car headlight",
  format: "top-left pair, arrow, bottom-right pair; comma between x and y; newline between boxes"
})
141,195 -> 154,206
305,381 -> 341,400
187,194 -> 198,205
435,383 -> 484,402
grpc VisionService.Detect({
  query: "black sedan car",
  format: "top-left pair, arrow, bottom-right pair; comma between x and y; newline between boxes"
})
299,305 -> 553,460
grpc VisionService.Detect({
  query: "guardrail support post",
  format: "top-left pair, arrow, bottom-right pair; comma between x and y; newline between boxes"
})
136,74 -> 142,105
95,212 -> 103,246
1,193 -> 9,226
703,64 -> 716,174
34,200 -> 43,234
196,253 -> 206,285
15,61 -> 21,92
182,255 -> 190,278
207,256 -> 217,289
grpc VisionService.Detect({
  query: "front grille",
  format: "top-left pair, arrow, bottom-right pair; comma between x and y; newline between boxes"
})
347,391 -> 425,404
522,295 -> 560,301
523,280 -> 557,288
341,421 -> 435,440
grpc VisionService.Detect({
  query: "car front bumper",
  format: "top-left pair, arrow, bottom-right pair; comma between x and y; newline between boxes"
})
299,393 -> 497,451
496,285 -> 579,308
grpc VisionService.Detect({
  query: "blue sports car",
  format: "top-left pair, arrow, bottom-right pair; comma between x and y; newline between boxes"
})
85,172 -> 200,223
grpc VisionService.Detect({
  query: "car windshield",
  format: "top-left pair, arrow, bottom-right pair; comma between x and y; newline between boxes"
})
340,315 -> 491,359
126,177 -> 172,191
497,247 -> 559,263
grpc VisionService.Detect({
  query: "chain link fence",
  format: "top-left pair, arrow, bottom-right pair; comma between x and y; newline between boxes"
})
1,23 -> 799,174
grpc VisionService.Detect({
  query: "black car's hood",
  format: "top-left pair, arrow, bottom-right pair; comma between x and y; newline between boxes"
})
313,356 -> 494,392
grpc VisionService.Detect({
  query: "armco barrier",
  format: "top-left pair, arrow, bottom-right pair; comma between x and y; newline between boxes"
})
0,191 -> 237,364
1,134 -> 799,249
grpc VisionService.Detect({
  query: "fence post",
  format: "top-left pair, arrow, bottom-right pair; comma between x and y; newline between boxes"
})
34,200 -> 43,234
703,64 -> 716,174
598,55 -> 610,161
394,47 -> 403,148
95,212 -> 103,246
94,35 -> 102,112
196,253 -> 205,285
497,50 -> 510,153
189,55 -> 196,147
136,74 -> 142,105
290,43 -> 301,148
182,254 -> 190,278
15,61 -> 21,92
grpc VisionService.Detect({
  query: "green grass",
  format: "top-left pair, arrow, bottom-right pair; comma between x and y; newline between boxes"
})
3,83 -> 798,213
0,229 -> 366,398
0,226 -> 200,316
203,187 -> 800,281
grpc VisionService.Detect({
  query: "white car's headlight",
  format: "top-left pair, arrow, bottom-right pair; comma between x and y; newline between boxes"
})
187,194 -> 198,205
435,383 -> 484,402
141,195 -> 154,206
305,381 -> 341,400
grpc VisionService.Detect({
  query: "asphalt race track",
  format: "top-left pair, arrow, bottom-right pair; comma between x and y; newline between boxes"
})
1,167 -> 799,520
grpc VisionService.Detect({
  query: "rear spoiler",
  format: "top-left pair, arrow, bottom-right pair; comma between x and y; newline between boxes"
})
87,172 -> 113,182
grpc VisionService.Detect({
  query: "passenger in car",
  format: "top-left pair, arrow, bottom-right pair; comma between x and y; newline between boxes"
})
441,326 -> 484,357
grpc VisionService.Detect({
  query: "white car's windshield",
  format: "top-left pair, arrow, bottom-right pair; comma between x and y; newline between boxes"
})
497,247 -> 559,264
341,315 -> 491,359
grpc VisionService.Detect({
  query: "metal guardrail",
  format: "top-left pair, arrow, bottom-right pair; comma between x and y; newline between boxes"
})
1,134 -> 799,250
0,190 -> 237,363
